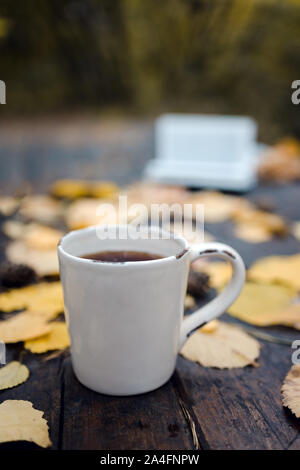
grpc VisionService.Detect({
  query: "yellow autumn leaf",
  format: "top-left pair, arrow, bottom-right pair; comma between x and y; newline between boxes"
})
281,365 -> 300,418
0,312 -> 51,343
180,321 -> 260,368
0,400 -> 51,448
0,282 -> 63,318
50,179 -> 119,200
65,197 -> 138,230
20,195 -> 62,224
234,223 -> 271,243
25,322 -> 70,353
89,181 -> 119,199
65,198 -> 107,230
248,254 -> 300,290
232,208 -> 287,237
2,220 -> 25,239
0,196 -> 19,216
23,224 -> 63,251
6,240 -> 59,276
185,191 -> 249,223
50,179 -> 89,199
0,361 -> 29,390
3,221 -> 63,250
200,320 -> 219,334
227,282 -> 299,327
184,294 -> 196,310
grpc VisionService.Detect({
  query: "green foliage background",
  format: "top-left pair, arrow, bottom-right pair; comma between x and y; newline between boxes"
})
1,0 -> 300,139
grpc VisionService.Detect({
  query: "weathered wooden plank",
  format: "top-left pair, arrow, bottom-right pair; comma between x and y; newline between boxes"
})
61,356 -> 194,450
175,341 -> 298,450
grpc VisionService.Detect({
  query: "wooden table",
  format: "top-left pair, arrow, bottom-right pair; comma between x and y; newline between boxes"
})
0,120 -> 300,450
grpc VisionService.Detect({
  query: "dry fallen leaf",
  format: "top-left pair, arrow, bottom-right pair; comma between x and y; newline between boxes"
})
0,361 -> 30,390
233,207 -> 286,235
3,221 -> 63,251
0,400 -> 51,447
6,240 -> 59,276
23,224 -> 63,251
258,138 -> 300,182
65,197 -> 139,230
89,181 -> 119,199
227,282 -> 299,327
0,281 -> 63,318
65,198 -> 111,229
25,322 -> 70,353
200,320 -> 219,334
184,294 -> 196,310
232,206 -> 287,243
20,195 -> 62,224
234,223 -> 271,243
0,197 -> 19,216
2,220 -> 25,239
277,304 -> 300,330
50,179 -> 119,200
50,179 -> 89,199
181,321 -> 260,368
184,191 -> 250,223
248,254 -> 300,290
281,365 -> 300,418
0,312 -> 51,343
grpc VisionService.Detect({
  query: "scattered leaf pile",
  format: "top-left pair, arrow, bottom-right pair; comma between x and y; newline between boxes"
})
3,222 -> 63,277
0,281 -> 63,317
1,176 -> 300,451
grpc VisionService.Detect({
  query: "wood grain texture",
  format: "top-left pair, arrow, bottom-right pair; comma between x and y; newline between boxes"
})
61,356 -> 193,450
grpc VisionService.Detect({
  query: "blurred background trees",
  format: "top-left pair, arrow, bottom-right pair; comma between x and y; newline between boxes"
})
1,0 -> 300,140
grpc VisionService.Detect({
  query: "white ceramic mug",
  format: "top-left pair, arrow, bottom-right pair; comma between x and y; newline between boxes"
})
58,225 -> 245,396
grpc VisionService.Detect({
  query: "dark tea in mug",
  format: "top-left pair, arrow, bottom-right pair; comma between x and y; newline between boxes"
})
80,250 -> 164,263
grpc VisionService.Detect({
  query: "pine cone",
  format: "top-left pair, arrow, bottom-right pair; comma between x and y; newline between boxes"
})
0,261 -> 37,288
187,270 -> 210,299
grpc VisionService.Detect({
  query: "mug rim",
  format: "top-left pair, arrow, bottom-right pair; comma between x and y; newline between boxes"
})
58,224 -> 190,267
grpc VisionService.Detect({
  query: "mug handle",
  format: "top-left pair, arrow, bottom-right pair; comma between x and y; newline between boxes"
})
179,242 -> 245,350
